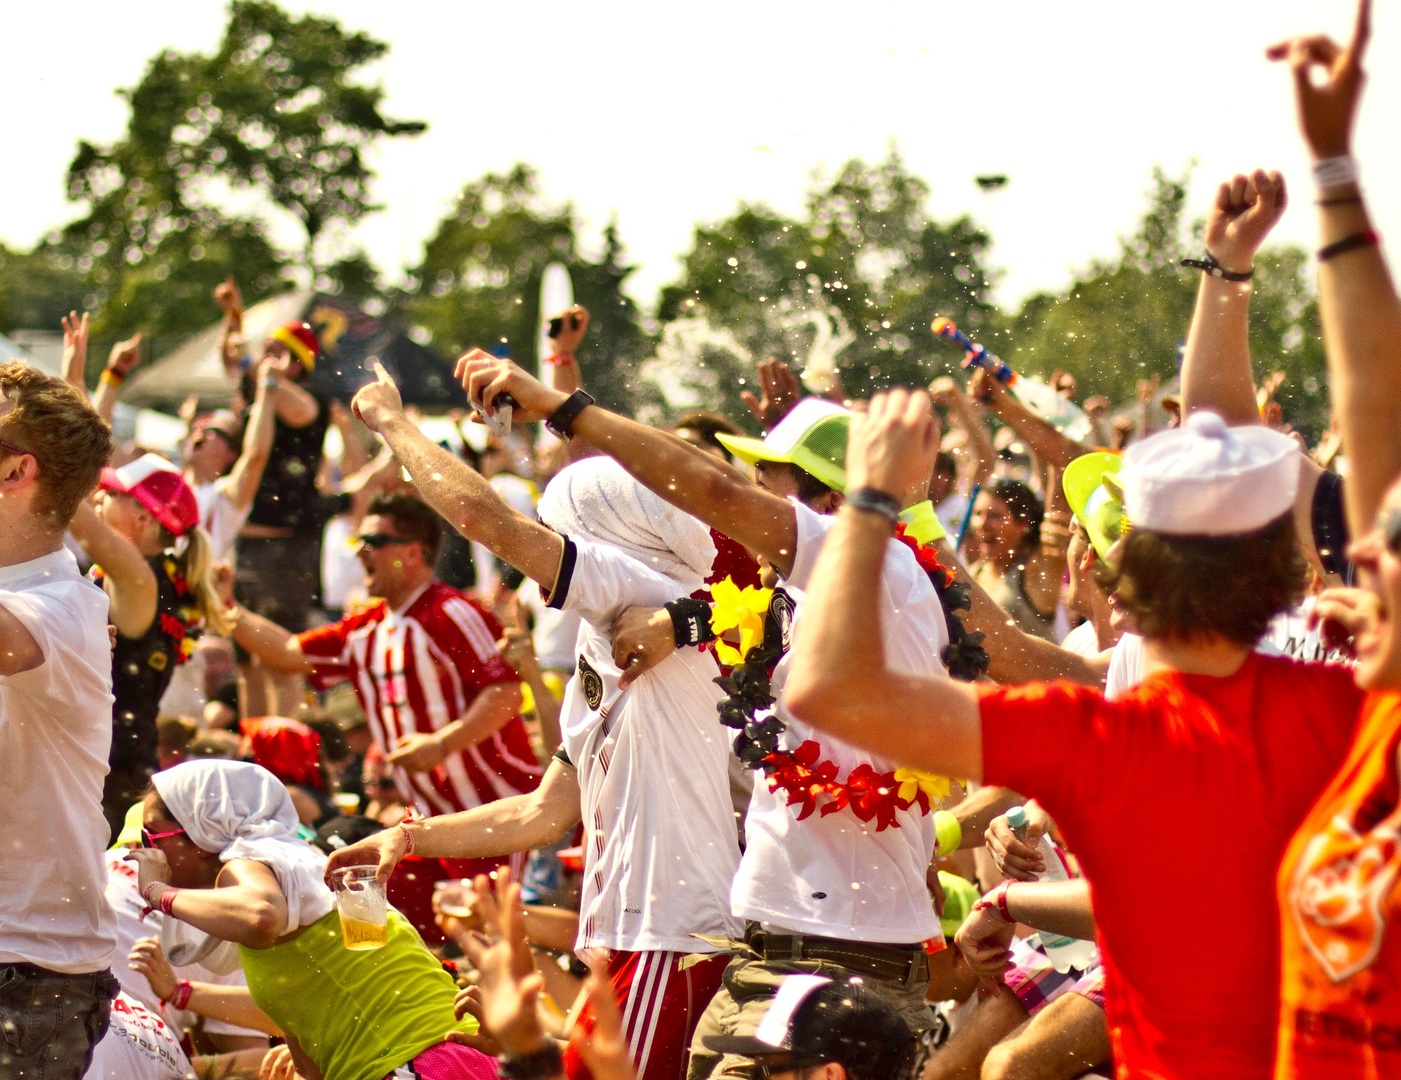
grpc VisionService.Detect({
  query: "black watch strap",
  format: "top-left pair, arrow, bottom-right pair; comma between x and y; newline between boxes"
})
1179,252 -> 1253,282
546,390 -> 595,440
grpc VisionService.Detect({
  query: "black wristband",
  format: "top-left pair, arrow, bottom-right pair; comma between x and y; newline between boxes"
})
845,487 -> 902,523
1179,252 -> 1253,282
498,1042 -> 564,1080
546,390 -> 595,440
1318,229 -> 1380,263
665,597 -> 715,648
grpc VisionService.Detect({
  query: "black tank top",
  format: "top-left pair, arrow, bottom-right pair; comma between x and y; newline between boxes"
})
247,386 -> 331,532
98,555 -> 200,774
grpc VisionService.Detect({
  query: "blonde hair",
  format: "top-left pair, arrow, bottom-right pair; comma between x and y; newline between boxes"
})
164,526 -> 233,636
0,361 -> 112,527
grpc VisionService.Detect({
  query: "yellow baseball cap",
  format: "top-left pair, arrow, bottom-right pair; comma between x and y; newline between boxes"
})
1062,451 -> 1128,563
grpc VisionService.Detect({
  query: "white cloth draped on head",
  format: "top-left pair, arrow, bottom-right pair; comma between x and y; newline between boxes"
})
538,456 -> 717,590
152,759 -> 335,935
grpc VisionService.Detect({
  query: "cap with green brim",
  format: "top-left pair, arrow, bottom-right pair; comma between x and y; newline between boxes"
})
715,398 -> 852,494
1062,451 -> 1128,564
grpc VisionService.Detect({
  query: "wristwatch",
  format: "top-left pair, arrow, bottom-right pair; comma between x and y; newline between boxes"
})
546,390 -> 595,440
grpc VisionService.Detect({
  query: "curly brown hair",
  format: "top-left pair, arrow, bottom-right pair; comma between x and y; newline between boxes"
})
1110,513 -> 1307,645
0,361 -> 112,528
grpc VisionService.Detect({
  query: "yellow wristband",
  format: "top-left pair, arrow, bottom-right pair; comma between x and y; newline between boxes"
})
100,369 -> 125,387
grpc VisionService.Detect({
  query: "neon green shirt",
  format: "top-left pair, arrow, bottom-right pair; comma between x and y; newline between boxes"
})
240,908 -> 474,1080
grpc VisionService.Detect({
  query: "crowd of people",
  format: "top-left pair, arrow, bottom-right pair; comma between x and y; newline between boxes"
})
3,4 -> 1398,1079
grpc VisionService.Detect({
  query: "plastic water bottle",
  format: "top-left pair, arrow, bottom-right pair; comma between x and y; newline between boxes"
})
1006,805 -> 1097,973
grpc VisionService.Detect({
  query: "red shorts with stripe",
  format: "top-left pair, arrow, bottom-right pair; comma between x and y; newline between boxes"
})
564,951 -> 727,1080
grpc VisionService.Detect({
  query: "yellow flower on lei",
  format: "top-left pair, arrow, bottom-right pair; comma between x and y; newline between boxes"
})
894,767 -> 951,807
709,578 -> 772,666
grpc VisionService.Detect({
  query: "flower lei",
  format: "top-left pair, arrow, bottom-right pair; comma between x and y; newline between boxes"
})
711,575 -> 955,832
892,523 -> 989,682
159,555 -> 202,664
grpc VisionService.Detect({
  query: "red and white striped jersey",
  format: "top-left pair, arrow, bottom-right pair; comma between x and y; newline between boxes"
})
298,581 -> 541,815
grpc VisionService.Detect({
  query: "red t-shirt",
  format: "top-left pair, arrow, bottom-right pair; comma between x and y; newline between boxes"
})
298,582 -> 541,816
979,653 -> 1364,1080
1277,690 -> 1401,1078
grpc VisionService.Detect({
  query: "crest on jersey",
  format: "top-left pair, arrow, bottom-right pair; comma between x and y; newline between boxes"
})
1291,807 -> 1401,982
578,655 -> 604,711
768,588 -> 796,654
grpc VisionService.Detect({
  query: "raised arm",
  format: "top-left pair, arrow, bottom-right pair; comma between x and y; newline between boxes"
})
968,369 -> 1086,471
930,376 -> 995,488
783,390 -> 984,780
60,312 -> 89,392
457,351 -> 801,576
350,364 -> 564,589
92,334 -> 142,425
1270,0 -> 1399,532
125,853 -> 291,950
67,499 -> 158,639
219,364 -> 276,513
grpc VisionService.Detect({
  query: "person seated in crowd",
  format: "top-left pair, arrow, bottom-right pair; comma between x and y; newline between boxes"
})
125,759 -> 493,1080
68,452 -> 231,834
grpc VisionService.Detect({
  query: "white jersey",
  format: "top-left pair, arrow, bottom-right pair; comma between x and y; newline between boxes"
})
731,502 -> 947,944
194,479 -> 250,565
85,993 -> 191,1080
547,536 -> 742,954
1058,619 -> 1102,659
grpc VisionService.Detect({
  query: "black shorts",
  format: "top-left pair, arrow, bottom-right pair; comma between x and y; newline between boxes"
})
234,535 -> 322,633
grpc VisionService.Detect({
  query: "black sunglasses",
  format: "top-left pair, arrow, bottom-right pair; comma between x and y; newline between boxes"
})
355,533 -> 415,551
0,435 -> 36,463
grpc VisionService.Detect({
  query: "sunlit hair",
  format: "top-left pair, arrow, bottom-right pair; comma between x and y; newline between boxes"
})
367,492 -> 443,562
0,361 -> 113,527
986,478 -> 1044,549
158,524 -> 233,636
1110,512 -> 1307,645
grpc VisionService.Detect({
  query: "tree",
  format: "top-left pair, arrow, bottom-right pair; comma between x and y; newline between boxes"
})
654,149 -> 993,417
1003,168 -> 1197,406
58,0 -> 422,341
0,244 -> 88,336
1004,167 -> 1328,436
408,165 -> 648,414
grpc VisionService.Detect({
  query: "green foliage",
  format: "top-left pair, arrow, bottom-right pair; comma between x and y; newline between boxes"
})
1248,247 -> 1329,439
1003,168 -> 1196,404
54,0 -> 421,343
408,165 -> 648,414
0,244 -> 89,335
654,149 -> 993,413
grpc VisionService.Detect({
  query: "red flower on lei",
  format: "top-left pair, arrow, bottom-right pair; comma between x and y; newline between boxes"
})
765,740 -> 920,832
893,523 -> 955,586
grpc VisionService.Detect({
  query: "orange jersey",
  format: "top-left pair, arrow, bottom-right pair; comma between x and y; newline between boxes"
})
1278,691 -> 1401,1078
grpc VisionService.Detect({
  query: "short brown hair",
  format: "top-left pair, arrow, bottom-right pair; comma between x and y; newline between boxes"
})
367,492 -> 443,562
1110,513 -> 1306,645
0,362 -> 113,527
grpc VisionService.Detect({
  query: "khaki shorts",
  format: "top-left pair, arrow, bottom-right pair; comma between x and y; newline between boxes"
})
688,951 -> 935,1080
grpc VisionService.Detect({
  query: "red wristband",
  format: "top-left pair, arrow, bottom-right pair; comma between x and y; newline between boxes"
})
544,352 -> 575,367
140,881 -> 163,907
399,822 -> 415,855
994,881 -> 1015,923
165,980 -> 193,1010
158,887 -> 180,918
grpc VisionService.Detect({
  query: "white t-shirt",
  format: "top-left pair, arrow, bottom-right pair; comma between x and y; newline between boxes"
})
84,993 -> 191,1080
548,536 -> 743,953
194,479 -> 250,565
731,502 -> 947,944
105,849 -> 262,1039
1058,619 -> 1101,659
0,547 -> 117,973
518,578 -> 582,672
1106,630 -> 1288,699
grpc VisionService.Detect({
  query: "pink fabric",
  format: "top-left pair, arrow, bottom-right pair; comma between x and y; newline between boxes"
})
387,1041 -> 499,1080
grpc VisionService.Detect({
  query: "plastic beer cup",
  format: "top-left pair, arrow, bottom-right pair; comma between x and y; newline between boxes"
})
330,866 -> 388,950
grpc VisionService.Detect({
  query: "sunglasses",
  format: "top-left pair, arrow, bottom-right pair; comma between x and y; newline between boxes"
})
355,533 -> 415,551
0,435 -> 36,463
141,826 -> 187,847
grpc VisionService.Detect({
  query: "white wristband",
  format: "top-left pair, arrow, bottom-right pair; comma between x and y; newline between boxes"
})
1313,155 -> 1358,191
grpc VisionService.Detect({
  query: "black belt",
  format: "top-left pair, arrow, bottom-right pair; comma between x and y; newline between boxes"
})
745,928 -> 925,983
0,963 -> 118,991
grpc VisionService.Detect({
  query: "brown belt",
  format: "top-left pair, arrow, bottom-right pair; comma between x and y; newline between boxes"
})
745,928 -> 925,984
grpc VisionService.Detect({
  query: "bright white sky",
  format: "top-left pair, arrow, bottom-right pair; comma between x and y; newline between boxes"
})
6,1 -> 1396,316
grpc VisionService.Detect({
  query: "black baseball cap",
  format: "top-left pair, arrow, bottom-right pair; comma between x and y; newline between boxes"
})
702,975 -> 914,1079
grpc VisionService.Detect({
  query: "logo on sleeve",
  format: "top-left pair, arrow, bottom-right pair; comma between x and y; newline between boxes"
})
768,588 -> 796,654
578,655 -> 604,711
